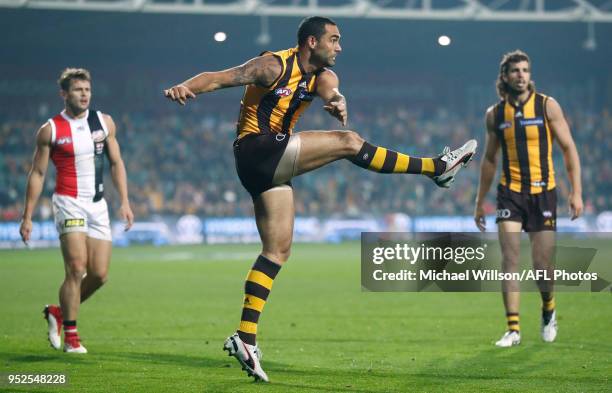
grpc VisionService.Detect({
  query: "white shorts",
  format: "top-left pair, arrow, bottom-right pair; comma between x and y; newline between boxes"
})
52,194 -> 112,241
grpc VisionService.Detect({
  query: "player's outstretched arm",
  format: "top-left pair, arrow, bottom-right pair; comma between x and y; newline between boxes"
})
474,107 -> 501,232
104,114 -> 134,231
546,97 -> 583,220
316,69 -> 347,126
20,123 -> 52,243
164,55 -> 282,105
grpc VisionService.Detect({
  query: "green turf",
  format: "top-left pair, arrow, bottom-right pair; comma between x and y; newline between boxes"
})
0,243 -> 610,392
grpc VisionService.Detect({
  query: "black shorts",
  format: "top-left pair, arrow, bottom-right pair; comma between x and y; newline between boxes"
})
496,184 -> 557,232
233,133 -> 292,198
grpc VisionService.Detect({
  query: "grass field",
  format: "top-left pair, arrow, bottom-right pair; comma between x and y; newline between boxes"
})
0,242 -> 610,392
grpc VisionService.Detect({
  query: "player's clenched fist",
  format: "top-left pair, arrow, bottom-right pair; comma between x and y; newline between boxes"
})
163,84 -> 196,106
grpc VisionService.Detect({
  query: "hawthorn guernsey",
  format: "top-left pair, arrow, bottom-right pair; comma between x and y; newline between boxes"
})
49,109 -> 109,202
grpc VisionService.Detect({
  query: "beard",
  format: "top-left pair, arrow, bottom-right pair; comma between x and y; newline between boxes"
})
312,51 -> 335,68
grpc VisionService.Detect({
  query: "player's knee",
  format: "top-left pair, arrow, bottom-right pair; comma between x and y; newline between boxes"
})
532,250 -> 552,265
66,261 -> 87,281
265,247 -> 291,264
278,247 -> 291,263
338,130 -> 364,155
502,256 -> 520,270
90,270 -> 109,286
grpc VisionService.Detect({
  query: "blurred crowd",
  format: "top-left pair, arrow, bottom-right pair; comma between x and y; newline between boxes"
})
1,101 -> 610,221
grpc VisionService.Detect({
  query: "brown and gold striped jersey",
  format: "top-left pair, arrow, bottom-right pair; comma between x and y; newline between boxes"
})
493,91 -> 556,194
236,47 -> 321,138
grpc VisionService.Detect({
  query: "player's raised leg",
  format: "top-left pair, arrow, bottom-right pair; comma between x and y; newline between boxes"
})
224,187 -> 294,382
59,233 -> 88,353
295,130 -> 476,187
530,230 -> 557,342
495,221 -> 522,347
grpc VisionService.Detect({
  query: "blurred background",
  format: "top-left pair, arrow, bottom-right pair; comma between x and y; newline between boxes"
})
1,0 -> 611,247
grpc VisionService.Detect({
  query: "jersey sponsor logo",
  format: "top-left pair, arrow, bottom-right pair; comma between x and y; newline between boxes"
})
91,129 -> 106,142
542,210 -> 553,218
498,121 -> 512,130
531,180 -> 547,187
298,81 -> 308,89
64,218 -> 85,228
519,117 -> 544,126
496,209 -> 511,219
515,111 -> 523,118
56,136 -> 72,145
274,87 -> 292,97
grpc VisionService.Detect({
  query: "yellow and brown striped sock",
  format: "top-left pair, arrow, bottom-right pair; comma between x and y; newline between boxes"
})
237,255 -> 281,346
541,292 -> 555,324
350,141 -> 445,176
506,312 -> 520,333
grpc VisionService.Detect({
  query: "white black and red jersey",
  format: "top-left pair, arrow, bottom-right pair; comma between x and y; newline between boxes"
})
48,110 -> 109,202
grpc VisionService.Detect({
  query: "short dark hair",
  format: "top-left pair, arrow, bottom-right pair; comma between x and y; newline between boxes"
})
58,68 -> 91,91
297,16 -> 337,46
496,50 -> 535,99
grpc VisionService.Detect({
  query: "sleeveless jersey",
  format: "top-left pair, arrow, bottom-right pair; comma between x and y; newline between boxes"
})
48,109 -> 109,202
493,92 -> 556,194
236,47 -> 321,138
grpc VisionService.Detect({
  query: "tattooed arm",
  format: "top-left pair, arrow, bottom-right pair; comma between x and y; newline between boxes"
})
164,55 -> 282,105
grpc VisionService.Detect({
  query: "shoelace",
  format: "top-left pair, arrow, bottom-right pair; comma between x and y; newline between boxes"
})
443,146 -> 461,162
65,336 -> 81,347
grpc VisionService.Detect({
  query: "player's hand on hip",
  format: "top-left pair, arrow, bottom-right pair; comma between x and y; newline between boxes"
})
569,192 -> 583,220
324,101 -> 348,126
474,204 -> 486,232
19,218 -> 32,244
119,203 -> 134,231
163,84 -> 196,106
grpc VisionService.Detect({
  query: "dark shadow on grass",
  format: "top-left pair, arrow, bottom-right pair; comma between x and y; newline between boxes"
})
101,351 -> 294,371
100,351 -> 227,368
270,381 -> 379,393
0,388 -> 63,393
1,352 -> 91,365
2,354 -> 58,363
265,344 -> 607,390
101,352 -> 394,392
269,337 -> 414,344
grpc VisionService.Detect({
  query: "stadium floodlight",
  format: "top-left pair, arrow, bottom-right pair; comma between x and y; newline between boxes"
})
214,31 -> 228,42
438,35 -> 451,46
